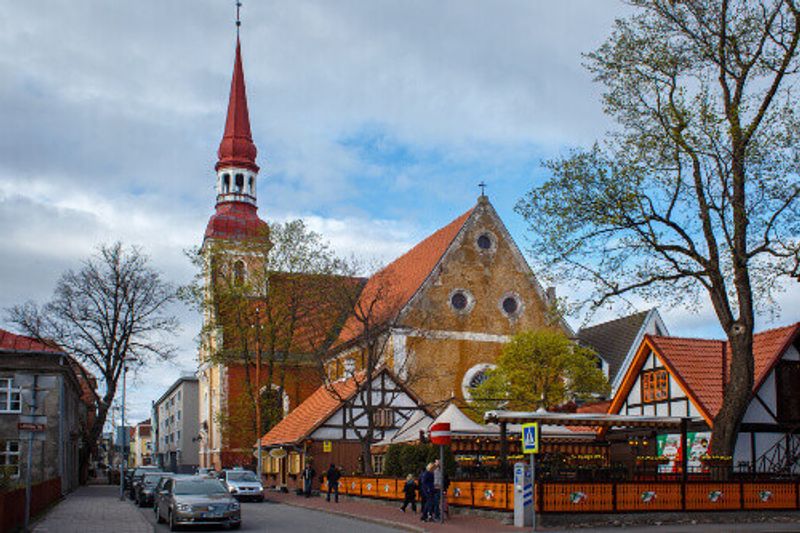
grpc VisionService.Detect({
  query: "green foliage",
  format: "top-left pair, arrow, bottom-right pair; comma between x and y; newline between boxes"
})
382,443 -> 455,478
470,329 -> 609,415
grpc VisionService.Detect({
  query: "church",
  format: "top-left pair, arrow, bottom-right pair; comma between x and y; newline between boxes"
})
196,29 -> 596,472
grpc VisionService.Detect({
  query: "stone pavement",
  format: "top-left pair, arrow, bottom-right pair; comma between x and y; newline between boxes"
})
33,484 -> 151,533
268,490 -> 518,532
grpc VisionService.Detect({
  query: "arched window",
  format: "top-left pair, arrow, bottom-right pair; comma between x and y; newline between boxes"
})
233,260 -> 245,285
461,363 -> 497,401
248,176 -> 254,194
235,173 -> 244,192
222,173 -> 231,193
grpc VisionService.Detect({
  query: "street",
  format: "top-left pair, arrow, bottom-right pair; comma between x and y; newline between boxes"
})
135,498 -> 406,533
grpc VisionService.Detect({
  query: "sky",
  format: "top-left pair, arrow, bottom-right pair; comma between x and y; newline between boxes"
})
1,1 -> 798,425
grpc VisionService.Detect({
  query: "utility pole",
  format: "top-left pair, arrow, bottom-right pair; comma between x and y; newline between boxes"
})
119,363 -> 128,500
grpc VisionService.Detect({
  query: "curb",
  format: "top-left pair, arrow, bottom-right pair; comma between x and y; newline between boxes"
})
276,498 -> 426,533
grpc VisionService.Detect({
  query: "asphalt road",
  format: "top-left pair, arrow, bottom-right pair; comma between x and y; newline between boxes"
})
134,498 -> 406,533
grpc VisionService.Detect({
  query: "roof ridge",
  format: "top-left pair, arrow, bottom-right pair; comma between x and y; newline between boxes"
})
578,309 -> 651,332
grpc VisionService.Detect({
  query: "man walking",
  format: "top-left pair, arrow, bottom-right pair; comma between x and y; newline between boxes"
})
420,463 -> 435,522
432,459 -> 443,521
326,463 -> 341,503
302,462 -> 316,498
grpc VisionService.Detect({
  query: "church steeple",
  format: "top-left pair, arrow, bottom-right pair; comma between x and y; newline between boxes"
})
204,29 -> 268,243
214,34 -> 259,208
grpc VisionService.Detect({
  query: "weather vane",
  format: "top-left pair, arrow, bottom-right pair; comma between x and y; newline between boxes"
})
236,1 -> 242,35
479,181 -> 487,196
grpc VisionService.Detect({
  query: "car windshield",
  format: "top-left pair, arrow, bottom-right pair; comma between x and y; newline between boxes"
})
143,473 -> 164,486
174,479 -> 228,496
134,467 -> 158,477
227,472 -> 258,482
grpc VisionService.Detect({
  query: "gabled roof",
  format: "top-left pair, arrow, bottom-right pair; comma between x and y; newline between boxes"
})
577,310 -> 651,385
334,208 -> 474,346
0,328 -> 61,354
610,323 -> 800,425
259,372 -> 365,447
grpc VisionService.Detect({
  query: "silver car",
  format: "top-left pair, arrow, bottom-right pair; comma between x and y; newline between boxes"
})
220,469 -> 264,502
154,476 -> 241,531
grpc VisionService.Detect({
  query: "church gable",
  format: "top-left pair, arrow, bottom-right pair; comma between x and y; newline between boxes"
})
398,196 -> 561,336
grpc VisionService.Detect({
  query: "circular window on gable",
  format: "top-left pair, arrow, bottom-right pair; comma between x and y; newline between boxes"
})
449,289 -> 475,314
499,292 -> 523,318
475,231 -> 496,253
462,363 -> 497,402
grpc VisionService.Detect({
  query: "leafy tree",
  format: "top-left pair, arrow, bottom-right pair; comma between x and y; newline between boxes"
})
470,330 -> 609,415
8,243 -> 178,475
516,0 -> 800,456
383,443 -> 455,478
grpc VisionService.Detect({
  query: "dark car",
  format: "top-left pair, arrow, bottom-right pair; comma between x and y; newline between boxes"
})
155,476 -> 241,531
135,471 -> 167,507
129,465 -> 161,499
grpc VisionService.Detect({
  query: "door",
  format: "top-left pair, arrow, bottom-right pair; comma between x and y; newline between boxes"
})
280,456 -> 287,487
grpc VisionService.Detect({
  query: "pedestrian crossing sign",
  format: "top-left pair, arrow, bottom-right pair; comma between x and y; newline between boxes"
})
521,422 -> 539,454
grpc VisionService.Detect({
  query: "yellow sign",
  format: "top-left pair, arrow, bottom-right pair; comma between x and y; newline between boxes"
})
521,422 -> 540,454
323,440 -> 332,453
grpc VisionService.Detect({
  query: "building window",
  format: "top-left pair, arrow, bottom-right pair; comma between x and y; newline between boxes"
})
372,454 -> 384,475
177,431 -> 181,441
0,379 -> 21,413
461,363 -> 496,401
777,360 -> 800,423
448,289 -> 474,314
477,234 -> 492,250
177,391 -> 181,401
0,441 -> 20,477
372,408 -> 394,428
499,293 -> 522,317
642,369 -> 669,403
233,260 -> 245,285
248,176 -> 254,194
222,173 -> 231,193
344,358 -> 356,378
235,173 -> 244,191
177,410 -> 181,421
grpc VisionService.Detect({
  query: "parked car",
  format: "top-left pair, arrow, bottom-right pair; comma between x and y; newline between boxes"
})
135,471 -> 167,507
129,465 -> 162,499
196,467 -> 217,478
154,476 -> 241,531
219,469 -> 264,502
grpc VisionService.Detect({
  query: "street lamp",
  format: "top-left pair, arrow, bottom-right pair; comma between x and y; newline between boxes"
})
119,363 -> 128,500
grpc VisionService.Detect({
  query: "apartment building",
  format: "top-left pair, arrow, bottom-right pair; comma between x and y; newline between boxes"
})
153,376 -> 199,473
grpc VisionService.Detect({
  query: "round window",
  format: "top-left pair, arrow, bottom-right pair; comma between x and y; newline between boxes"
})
451,292 -> 468,310
449,289 -> 474,313
461,363 -> 497,401
502,297 -> 518,314
477,234 -> 492,250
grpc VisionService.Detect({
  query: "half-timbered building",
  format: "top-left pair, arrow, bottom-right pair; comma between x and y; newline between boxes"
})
607,323 -> 800,475
258,368 -> 430,491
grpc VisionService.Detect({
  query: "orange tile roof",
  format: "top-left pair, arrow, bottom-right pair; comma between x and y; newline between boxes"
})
335,208 -> 474,346
259,372 -> 365,446
646,323 -> 800,422
0,328 -> 61,353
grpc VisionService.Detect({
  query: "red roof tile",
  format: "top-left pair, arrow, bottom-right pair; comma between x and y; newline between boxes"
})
216,38 -> 258,173
204,202 -> 269,242
260,372 -> 365,446
646,323 -> 800,421
0,328 -> 61,353
335,208 -> 474,346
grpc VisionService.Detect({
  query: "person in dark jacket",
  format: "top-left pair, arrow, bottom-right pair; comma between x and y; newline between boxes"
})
420,463 -> 435,522
302,463 -> 316,498
400,474 -> 417,513
326,464 -> 341,503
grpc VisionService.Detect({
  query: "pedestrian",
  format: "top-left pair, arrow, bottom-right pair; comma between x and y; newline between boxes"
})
420,463 -> 435,522
301,462 -> 316,498
326,463 -> 341,503
432,459 -> 442,521
400,473 -> 417,513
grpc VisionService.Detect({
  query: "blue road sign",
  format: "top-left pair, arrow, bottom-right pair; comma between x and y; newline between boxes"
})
521,422 -> 539,454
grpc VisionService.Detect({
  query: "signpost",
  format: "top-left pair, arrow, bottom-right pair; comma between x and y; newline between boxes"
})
521,422 -> 539,531
323,440 -> 332,453
429,422 -> 451,523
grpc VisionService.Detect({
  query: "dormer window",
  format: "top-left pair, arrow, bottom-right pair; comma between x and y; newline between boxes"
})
235,173 -> 244,192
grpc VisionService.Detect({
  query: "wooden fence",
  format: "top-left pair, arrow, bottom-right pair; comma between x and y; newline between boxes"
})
322,476 -> 800,513
0,478 -> 62,532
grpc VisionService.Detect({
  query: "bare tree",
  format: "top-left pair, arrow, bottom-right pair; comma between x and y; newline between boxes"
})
517,0 -> 800,456
7,242 -> 178,467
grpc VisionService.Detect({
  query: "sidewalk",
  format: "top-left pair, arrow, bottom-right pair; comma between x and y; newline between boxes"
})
33,485 -> 151,533
269,490 -> 517,532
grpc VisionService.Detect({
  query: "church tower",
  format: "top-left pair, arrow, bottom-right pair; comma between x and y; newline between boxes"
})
198,30 -> 269,469
203,36 -> 268,244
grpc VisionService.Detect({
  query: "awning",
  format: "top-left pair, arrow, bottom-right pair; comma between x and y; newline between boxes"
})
484,410 -> 695,429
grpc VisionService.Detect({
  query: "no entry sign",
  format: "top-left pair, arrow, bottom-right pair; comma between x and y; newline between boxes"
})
429,422 -> 451,445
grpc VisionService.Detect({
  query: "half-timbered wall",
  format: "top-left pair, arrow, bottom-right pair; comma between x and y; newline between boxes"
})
310,371 -> 426,443
618,349 -> 702,419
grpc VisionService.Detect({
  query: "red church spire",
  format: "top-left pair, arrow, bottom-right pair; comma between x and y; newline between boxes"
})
216,37 -> 259,173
